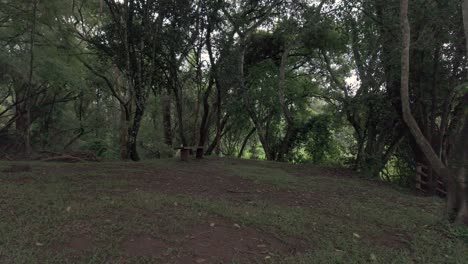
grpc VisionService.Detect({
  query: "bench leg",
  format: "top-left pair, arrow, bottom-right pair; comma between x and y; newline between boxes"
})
196,147 -> 204,159
181,149 -> 190,161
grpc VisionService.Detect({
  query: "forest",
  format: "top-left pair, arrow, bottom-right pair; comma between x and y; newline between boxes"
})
0,0 -> 467,262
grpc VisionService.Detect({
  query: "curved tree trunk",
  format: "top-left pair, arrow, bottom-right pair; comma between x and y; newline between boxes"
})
400,0 -> 468,224
205,114 -> 229,156
197,77 -> 214,158
238,127 -> 256,158
399,0 -> 445,176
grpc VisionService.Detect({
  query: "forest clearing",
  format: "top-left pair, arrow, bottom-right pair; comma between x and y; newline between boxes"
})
1,0 -> 468,263
1,158 -> 467,263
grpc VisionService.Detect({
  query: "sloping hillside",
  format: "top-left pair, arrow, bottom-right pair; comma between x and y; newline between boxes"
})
0,158 -> 466,263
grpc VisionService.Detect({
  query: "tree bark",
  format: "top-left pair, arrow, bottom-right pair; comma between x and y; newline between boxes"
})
197,77 -> 214,158
205,114 -> 229,156
22,0 -> 38,157
277,126 -> 298,162
115,68 -> 129,159
449,115 -> 468,224
238,127 -> 256,158
206,31 -> 223,157
192,41 -> 203,147
126,104 -> 144,161
162,87 -> 173,147
214,79 -> 222,156
173,83 -> 187,146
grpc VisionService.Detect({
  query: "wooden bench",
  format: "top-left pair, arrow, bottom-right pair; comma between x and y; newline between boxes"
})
174,146 -> 204,161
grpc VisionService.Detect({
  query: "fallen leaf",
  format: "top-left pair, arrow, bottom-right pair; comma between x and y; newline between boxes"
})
233,224 -> 241,228
195,258 -> 206,263
66,206 -> 71,212
210,223 -> 215,227
35,242 -> 44,246
257,244 -> 267,248
353,233 -> 361,239
370,253 -> 377,261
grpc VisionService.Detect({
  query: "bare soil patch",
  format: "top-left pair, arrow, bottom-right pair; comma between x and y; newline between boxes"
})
366,231 -> 411,250
121,234 -> 169,257
120,217 -> 306,263
50,234 -> 94,254
67,235 -> 94,252
117,159 -> 329,208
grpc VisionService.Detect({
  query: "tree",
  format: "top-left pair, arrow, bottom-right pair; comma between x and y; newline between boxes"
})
73,0 -> 165,161
0,0 -> 83,156
400,0 -> 467,224
159,0 -> 200,147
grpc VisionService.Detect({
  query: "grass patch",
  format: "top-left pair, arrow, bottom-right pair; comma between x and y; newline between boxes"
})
230,164 -> 298,187
0,159 -> 467,263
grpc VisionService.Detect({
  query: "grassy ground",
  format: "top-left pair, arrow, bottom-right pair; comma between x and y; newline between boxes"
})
0,158 -> 467,263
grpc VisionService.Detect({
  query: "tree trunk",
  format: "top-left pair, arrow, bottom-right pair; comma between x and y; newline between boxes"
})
205,114 -> 228,156
197,77 -> 214,159
126,104 -> 144,161
115,69 -> 129,159
162,87 -> 173,147
355,136 -> 365,171
276,46 -> 298,162
238,127 -> 256,158
205,18 -> 222,156
214,81 -> 222,156
399,0 -> 445,175
277,126 -> 298,162
173,83 -> 187,146
22,0 -> 37,157
456,0 -> 468,223
13,81 -> 31,155
449,114 -> 468,224
258,130 -> 274,161
120,105 -> 129,159
400,0 -> 468,224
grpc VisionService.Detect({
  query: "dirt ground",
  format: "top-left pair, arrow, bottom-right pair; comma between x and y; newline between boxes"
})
0,157 -> 466,263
